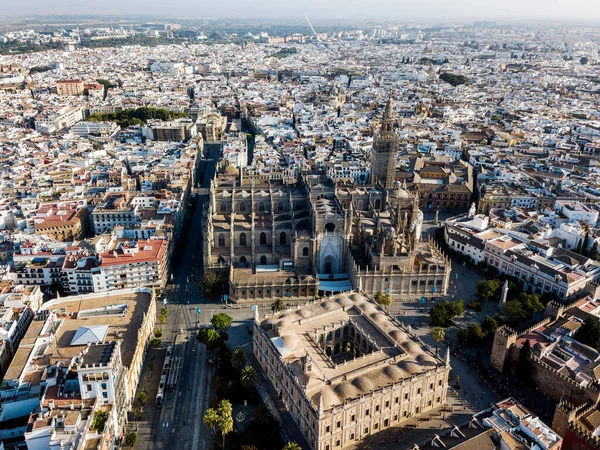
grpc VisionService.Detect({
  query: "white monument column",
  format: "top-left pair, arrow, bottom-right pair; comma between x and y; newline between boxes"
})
500,280 -> 509,307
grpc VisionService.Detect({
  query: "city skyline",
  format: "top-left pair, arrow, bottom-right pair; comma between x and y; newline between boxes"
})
2,0 -> 600,24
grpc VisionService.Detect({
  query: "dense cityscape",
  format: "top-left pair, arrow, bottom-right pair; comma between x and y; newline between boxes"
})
0,14 -> 600,450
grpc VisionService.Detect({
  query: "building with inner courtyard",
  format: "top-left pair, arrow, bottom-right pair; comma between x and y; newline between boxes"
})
253,291 -> 451,450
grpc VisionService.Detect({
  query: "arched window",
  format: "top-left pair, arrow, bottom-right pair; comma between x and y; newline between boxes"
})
218,234 -> 225,247
217,256 -> 225,263
239,201 -> 246,212
325,223 -> 335,232
219,202 -> 227,213
278,201 -> 284,212
302,247 -> 309,256
258,201 -> 265,212
280,232 -> 287,245
260,255 -> 267,265
239,233 -> 247,246
260,232 -> 267,246
240,256 -> 247,263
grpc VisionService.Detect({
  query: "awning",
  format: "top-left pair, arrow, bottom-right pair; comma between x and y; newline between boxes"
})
318,278 -> 353,293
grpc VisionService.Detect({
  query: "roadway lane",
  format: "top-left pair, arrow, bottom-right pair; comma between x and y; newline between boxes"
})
144,143 -> 221,450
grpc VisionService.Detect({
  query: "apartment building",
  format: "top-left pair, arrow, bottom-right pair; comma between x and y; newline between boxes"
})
56,79 -> 84,96
33,202 -> 90,242
151,119 -> 197,142
91,194 -> 137,234
95,238 -> 169,290
0,289 -> 155,448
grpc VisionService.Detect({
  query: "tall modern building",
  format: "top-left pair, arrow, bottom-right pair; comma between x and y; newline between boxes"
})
370,99 -> 399,189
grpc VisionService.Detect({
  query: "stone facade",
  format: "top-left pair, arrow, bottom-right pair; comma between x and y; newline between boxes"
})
253,293 -> 450,450
202,102 -> 451,303
370,99 -> 398,189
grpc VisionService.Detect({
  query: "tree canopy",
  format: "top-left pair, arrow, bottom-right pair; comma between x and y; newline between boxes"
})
439,72 -> 469,86
197,327 -> 227,350
87,106 -> 188,128
475,279 -> 502,303
429,300 -> 464,327
374,292 -> 393,310
575,317 -> 600,349
211,313 -> 233,332
502,292 -> 544,324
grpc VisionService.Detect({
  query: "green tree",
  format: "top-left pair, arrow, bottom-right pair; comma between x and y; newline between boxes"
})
431,327 -> 445,354
203,408 -> 219,439
217,400 -> 234,449
151,338 -> 161,349
475,280 -> 502,302
590,241 -> 599,260
516,340 -> 535,388
457,328 -> 470,345
137,391 -> 147,406
575,317 -> 600,348
282,443 -> 302,450
124,432 -> 137,446
240,365 -> 256,389
154,329 -> 162,338
231,347 -> 247,370
575,238 -> 583,255
583,233 -> 591,256
252,404 -> 274,426
518,292 -> 544,315
439,72 -> 469,86
451,299 -> 465,316
211,313 -> 233,332
374,292 -> 393,310
197,328 -> 225,350
503,300 -> 528,323
198,271 -> 222,297
468,324 -> 485,345
429,300 -> 464,327
271,298 -> 285,313
481,316 -> 499,337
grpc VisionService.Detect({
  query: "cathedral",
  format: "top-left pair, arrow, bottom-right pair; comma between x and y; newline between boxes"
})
202,100 -> 451,303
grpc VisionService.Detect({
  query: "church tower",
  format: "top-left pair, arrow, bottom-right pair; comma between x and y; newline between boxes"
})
370,98 -> 399,189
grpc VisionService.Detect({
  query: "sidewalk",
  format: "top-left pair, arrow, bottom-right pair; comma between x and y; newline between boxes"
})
133,347 -> 166,449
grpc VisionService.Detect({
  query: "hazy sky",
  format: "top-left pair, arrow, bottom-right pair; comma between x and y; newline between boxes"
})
4,0 -> 600,24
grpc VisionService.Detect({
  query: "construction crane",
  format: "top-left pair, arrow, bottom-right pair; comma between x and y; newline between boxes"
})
305,15 -> 319,39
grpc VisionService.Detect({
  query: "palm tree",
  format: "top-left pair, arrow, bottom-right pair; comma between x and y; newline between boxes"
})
231,347 -> 247,370
203,408 -> 219,439
240,365 -> 256,389
252,404 -> 274,426
431,327 -> 445,354
282,442 -> 302,450
271,298 -> 285,313
218,413 -> 233,449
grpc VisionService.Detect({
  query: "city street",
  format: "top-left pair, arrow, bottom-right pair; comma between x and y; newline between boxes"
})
132,192 -> 493,450
134,143 -> 223,450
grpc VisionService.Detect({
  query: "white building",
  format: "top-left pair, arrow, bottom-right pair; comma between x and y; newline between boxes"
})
35,106 -> 84,134
554,200 -> 599,226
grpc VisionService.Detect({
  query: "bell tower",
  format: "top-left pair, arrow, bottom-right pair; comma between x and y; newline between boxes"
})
371,98 -> 399,189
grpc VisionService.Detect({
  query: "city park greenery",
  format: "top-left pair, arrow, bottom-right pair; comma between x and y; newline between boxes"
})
439,72 -> 469,86
87,107 -> 188,128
